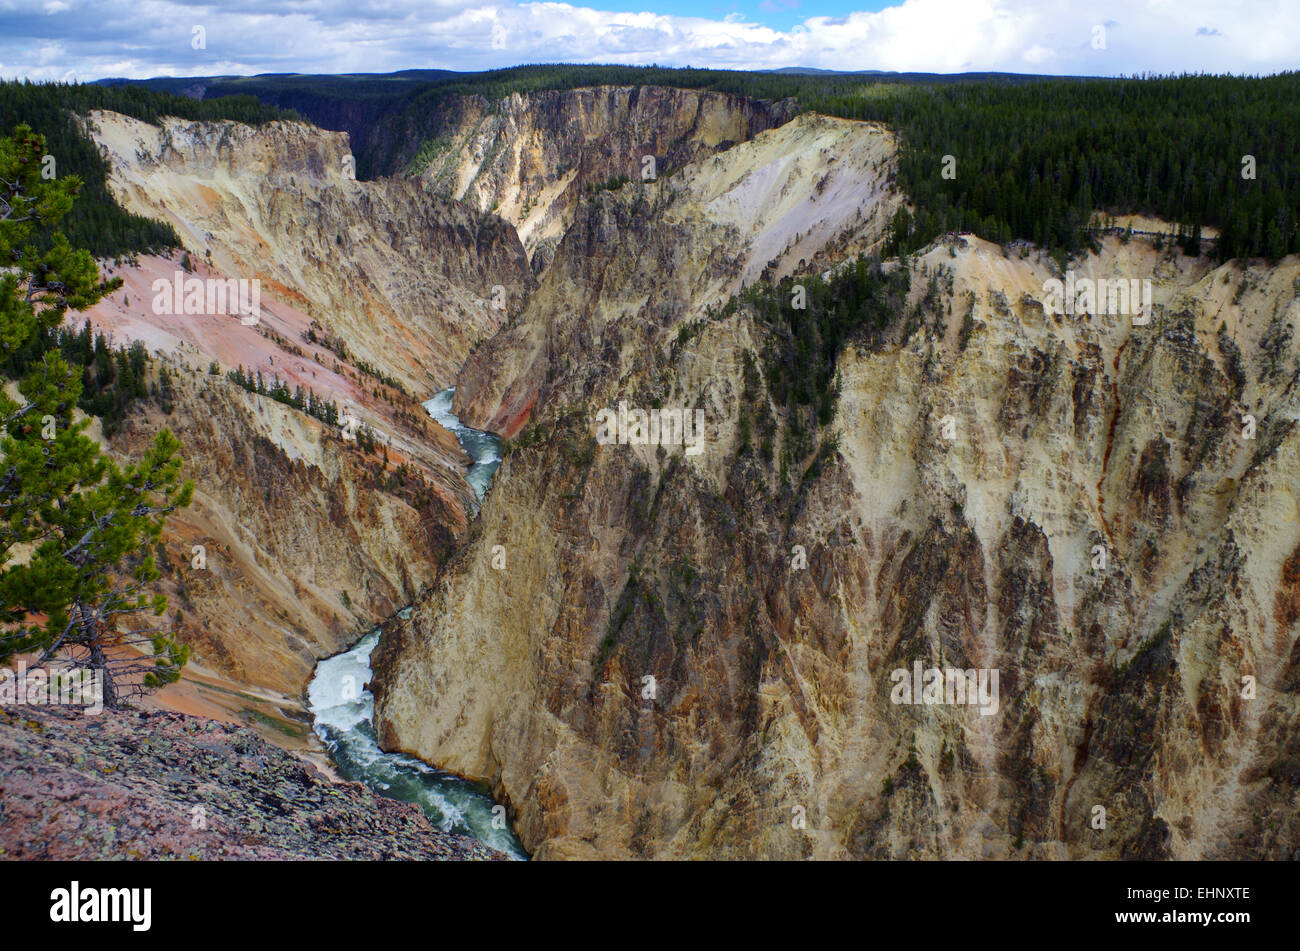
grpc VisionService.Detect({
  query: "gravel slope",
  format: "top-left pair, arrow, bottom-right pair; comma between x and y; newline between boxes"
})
0,704 -> 503,861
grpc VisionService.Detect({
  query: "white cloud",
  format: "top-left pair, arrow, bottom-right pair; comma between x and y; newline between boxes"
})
1022,45 -> 1054,65
0,0 -> 1296,80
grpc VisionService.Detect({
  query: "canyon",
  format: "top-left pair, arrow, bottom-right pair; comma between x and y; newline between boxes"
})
373,102 -> 1300,861
64,106 -> 533,735
22,84 -> 1300,861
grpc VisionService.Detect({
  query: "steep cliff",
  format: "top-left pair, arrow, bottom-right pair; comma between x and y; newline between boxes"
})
413,86 -> 797,264
64,107 -> 531,709
82,109 -> 533,394
67,245 -> 481,709
450,111 -> 899,436
105,358 -> 468,701
373,109 -> 1300,859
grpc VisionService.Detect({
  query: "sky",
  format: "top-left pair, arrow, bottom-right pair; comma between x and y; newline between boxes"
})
2,0 -> 1298,82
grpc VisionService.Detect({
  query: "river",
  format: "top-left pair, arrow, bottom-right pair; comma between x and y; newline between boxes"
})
306,388 -> 525,859
424,387 -> 502,511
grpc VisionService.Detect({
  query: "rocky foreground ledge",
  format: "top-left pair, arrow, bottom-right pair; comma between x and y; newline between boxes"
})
0,704 -> 502,860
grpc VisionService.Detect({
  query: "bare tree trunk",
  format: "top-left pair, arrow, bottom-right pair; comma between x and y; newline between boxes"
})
87,638 -> 118,709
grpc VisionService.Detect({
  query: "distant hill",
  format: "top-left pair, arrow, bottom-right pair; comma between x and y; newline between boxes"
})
764,66 -> 1099,81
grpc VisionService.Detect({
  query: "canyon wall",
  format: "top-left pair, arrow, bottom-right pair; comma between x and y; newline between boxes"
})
70,107 -> 538,705
414,86 -> 797,264
449,112 -> 899,436
83,109 -> 533,395
373,109 -> 1300,859
104,364 -> 468,700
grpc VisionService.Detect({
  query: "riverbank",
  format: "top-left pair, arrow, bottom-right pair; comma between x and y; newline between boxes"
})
309,627 -> 526,858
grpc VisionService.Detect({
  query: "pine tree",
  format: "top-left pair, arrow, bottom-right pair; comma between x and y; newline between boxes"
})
0,124 -> 193,707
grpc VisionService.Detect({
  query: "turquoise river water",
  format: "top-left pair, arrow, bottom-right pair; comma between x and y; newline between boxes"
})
306,389 -> 525,859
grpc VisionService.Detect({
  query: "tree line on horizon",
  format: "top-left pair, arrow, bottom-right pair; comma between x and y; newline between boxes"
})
3,67 -> 1298,263
196,66 -> 1300,263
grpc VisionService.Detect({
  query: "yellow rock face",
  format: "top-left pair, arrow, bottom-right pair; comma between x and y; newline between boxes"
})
418,85 -> 797,260
82,109 -> 533,395
73,89 -> 1300,860
103,364 -> 470,703
374,109 -> 1300,859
